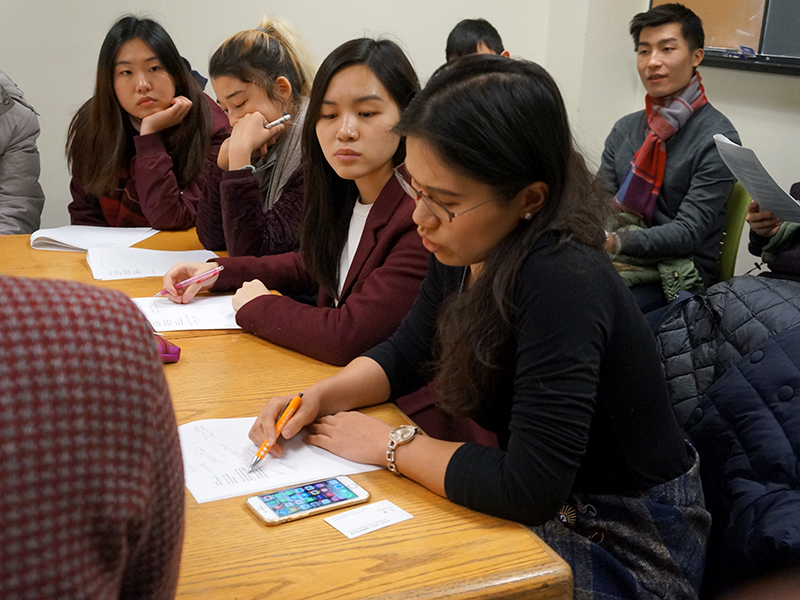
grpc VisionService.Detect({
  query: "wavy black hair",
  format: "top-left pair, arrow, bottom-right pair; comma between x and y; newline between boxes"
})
395,55 -> 607,416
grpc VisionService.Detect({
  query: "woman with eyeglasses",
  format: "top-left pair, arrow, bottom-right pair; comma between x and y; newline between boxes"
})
162,38 -> 428,366
248,56 -> 709,600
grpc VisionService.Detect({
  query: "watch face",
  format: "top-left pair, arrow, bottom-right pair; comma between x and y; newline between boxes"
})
390,425 -> 417,444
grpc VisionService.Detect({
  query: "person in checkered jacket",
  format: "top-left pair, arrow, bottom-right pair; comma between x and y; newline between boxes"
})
0,276 -> 184,599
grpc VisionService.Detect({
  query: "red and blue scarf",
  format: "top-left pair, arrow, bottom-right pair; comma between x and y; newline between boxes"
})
615,73 -> 707,225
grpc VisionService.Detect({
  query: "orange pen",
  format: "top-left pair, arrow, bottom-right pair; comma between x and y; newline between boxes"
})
248,393 -> 303,473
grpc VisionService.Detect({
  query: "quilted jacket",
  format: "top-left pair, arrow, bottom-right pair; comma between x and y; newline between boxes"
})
655,275 -> 800,595
685,327 -> 800,595
656,275 -> 800,427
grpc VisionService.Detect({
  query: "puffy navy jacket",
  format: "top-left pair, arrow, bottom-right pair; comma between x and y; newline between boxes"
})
656,275 -> 800,596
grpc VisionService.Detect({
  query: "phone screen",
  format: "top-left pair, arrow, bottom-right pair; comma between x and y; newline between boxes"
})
255,478 -> 359,517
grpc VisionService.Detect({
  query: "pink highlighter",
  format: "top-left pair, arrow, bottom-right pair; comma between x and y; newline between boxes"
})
154,265 -> 224,297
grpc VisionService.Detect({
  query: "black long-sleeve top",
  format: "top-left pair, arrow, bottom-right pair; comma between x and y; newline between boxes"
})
365,235 -> 691,526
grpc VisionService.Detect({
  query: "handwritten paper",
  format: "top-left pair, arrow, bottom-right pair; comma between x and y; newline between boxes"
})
86,247 -> 218,280
714,134 -> 800,222
325,500 -> 413,539
30,225 -> 157,252
178,417 -> 380,503
131,295 -> 240,331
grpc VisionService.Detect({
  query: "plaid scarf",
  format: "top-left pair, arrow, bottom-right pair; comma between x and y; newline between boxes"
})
615,73 -> 707,225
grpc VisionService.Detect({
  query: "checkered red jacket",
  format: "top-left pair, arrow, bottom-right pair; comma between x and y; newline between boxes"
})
0,276 -> 184,599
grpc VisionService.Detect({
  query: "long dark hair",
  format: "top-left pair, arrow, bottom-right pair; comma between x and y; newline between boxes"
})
395,55 -> 607,417
66,16 -> 211,197
299,38 -> 419,302
208,15 -> 315,113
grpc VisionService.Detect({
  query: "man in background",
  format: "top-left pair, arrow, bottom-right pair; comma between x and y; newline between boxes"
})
598,4 -> 739,312
445,18 -> 510,62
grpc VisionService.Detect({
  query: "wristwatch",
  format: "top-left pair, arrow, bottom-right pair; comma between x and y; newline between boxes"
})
386,425 -> 421,476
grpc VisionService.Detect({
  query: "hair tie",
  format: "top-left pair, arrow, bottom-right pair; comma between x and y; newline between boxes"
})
254,27 -> 268,34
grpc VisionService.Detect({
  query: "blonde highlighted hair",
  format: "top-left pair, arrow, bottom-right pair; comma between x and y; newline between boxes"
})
209,15 -> 314,106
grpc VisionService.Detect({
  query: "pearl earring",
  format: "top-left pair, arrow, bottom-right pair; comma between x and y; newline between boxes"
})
524,212 -> 533,220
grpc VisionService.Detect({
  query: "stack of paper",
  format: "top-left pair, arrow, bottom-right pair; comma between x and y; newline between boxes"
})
30,225 -> 157,251
86,247 -> 218,280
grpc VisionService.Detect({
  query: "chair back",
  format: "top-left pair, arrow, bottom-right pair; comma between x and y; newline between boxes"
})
717,182 -> 750,283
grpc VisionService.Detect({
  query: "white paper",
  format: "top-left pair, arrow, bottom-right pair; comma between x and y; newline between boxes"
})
30,225 -> 157,252
86,247 -> 218,280
714,134 -> 800,222
324,500 -> 413,539
131,295 -> 241,331
178,417 -> 380,504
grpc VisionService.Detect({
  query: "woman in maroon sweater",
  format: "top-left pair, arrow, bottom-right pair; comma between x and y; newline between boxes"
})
196,16 -> 315,257
66,16 -> 229,229
163,39 -> 428,366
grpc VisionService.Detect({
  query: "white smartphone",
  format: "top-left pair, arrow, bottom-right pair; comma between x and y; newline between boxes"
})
246,475 -> 370,526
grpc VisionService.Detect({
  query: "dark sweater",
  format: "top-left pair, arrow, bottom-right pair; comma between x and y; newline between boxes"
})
598,102 -> 739,286
196,164 -> 304,257
366,236 -> 691,526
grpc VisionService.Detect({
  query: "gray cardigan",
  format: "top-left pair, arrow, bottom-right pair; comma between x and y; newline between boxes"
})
0,70 -> 45,235
598,102 -> 739,285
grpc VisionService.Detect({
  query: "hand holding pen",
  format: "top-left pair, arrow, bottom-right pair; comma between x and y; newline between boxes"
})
249,393 -> 303,472
160,263 -> 223,303
227,112 -> 291,170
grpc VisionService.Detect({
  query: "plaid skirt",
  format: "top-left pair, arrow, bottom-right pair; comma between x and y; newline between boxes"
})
532,445 -> 709,600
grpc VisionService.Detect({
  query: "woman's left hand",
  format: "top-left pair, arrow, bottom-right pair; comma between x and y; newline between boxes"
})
232,279 -> 275,311
140,96 -> 193,135
306,412 -> 392,466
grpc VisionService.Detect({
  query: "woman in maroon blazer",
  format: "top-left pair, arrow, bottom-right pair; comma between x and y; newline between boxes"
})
163,38 -> 428,366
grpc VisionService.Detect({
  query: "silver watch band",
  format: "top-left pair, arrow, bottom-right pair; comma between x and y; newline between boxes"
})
386,426 -> 421,476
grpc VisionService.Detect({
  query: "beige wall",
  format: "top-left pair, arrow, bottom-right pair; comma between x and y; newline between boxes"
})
3,0 -> 799,275
0,0 -> 549,230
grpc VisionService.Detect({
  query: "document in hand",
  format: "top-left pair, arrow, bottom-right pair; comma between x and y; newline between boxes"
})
30,225 -> 157,252
714,134 -> 800,222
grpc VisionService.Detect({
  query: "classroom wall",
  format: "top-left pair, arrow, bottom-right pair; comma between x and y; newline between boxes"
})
3,0 -> 799,277
0,0 -> 549,230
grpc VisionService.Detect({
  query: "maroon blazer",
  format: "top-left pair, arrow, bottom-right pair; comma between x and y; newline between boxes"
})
212,175 -> 429,365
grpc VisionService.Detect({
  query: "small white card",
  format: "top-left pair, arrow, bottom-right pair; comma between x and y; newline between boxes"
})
324,499 -> 413,539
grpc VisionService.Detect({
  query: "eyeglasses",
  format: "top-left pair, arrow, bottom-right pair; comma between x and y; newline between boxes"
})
393,165 -> 496,223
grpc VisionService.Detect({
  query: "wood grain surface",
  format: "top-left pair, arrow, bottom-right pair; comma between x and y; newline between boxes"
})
1,230 -> 572,599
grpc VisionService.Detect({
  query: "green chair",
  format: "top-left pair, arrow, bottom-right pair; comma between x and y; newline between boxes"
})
716,182 -> 751,283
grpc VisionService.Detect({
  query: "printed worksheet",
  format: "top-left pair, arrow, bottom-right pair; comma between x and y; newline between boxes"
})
714,134 -> 800,222
30,225 -> 157,251
179,417 -> 380,503
86,247 -> 218,280
132,295 -> 240,331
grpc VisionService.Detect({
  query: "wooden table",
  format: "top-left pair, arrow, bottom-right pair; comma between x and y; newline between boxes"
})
0,230 -> 572,599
